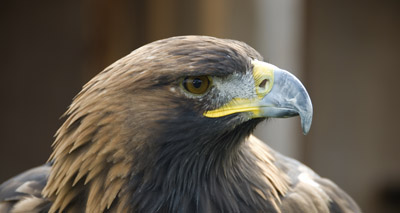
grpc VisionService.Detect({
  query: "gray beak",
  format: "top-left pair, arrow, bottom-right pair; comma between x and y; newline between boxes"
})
259,69 -> 313,135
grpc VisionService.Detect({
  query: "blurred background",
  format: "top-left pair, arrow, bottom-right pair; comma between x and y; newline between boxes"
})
0,0 -> 399,212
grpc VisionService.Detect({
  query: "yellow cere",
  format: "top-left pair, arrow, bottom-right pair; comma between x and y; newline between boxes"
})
203,60 -> 275,118
252,60 -> 274,99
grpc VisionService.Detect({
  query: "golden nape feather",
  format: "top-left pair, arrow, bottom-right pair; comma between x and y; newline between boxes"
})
0,36 -> 361,213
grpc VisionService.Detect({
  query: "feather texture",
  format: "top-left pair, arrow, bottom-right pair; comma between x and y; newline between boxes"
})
0,36 -> 361,213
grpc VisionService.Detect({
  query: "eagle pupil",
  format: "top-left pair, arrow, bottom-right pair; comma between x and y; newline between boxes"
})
192,78 -> 202,88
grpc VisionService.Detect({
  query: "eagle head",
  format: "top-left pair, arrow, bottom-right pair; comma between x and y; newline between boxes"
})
43,36 -> 312,212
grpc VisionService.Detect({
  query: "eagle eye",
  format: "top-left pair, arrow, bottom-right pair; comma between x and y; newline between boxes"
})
182,76 -> 211,95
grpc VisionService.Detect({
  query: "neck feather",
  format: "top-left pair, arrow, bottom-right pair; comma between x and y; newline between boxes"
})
127,119 -> 289,212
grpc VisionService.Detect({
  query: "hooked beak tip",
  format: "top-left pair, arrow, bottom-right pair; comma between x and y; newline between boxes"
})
301,113 -> 312,135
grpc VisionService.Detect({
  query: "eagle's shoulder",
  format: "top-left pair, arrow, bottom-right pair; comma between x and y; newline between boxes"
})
247,135 -> 361,213
0,164 -> 51,213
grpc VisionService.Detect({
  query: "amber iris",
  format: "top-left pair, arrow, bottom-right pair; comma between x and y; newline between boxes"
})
182,76 -> 210,94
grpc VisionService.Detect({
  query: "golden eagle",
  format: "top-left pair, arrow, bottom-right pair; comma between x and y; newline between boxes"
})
0,36 -> 361,213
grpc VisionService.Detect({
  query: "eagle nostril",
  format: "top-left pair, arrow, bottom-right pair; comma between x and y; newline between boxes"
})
259,79 -> 269,90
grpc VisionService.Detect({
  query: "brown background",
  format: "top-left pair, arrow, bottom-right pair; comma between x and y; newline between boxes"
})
1,0 -> 399,212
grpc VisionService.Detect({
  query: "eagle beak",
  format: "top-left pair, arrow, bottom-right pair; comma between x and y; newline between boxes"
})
256,61 -> 313,135
204,60 -> 313,135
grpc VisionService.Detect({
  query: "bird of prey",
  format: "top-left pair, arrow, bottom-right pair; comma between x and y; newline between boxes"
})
0,36 -> 361,213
